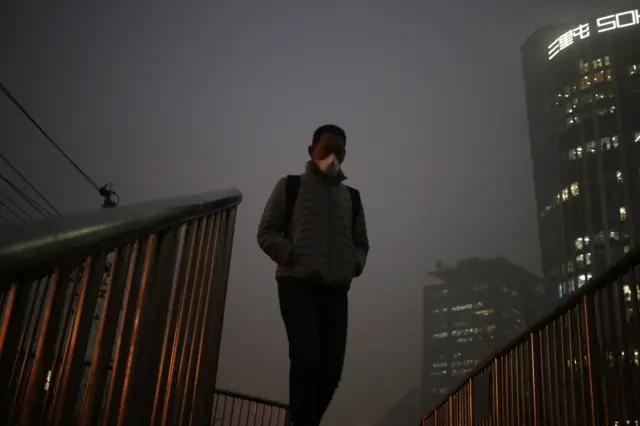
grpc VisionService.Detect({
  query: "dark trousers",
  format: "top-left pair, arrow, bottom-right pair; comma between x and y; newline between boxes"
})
277,276 -> 348,426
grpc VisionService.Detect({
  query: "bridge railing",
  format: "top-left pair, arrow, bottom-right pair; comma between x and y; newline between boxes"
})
0,188 -> 284,426
421,247 -> 640,426
212,389 -> 288,425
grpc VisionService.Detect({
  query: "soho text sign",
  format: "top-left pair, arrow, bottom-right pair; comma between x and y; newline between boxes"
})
548,9 -> 640,60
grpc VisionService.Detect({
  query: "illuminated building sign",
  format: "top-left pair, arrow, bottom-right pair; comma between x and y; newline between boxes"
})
548,9 -> 640,60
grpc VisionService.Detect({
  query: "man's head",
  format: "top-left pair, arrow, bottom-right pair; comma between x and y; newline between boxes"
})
309,124 -> 347,164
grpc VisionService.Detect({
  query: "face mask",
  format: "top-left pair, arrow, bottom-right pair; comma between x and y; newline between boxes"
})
315,153 -> 341,176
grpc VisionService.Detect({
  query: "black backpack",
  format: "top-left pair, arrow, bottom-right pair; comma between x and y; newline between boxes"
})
284,175 -> 361,238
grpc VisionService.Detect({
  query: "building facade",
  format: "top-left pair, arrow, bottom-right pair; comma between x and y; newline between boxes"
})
421,257 -> 540,412
522,7 -> 640,301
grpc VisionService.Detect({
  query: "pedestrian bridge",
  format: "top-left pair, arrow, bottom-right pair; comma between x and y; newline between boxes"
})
0,189 -> 638,425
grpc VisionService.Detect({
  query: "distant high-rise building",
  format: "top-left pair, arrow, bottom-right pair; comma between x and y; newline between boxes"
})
522,7 -> 640,302
421,257 -> 541,412
373,390 -> 421,426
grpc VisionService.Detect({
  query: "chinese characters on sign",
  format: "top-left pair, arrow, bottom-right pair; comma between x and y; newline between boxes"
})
548,9 -> 640,60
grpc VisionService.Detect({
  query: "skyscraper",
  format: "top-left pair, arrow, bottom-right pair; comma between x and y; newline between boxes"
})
421,257 -> 540,412
522,7 -> 640,301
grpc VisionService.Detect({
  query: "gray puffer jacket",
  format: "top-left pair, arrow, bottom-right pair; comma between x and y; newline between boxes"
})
257,162 -> 370,288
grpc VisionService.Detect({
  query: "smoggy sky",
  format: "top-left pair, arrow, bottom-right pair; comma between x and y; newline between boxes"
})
0,1 -> 635,424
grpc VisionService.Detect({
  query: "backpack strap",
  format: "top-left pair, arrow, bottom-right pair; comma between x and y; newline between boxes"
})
284,175 -> 301,234
346,186 -> 362,237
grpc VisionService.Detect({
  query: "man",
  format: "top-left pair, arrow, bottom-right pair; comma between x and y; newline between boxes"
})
257,124 -> 370,426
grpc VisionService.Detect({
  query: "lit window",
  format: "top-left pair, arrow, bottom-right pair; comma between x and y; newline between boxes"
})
605,56 -> 611,66
620,207 -> 627,221
556,193 -> 561,204
570,182 -> 580,196
562,187 -> 569,201
594,70 -> 605,83
580,76 -> 591,90
586,141 -> 596,153
610,106 -> 616,114
569,149 -> 577,160
578,274 -> 587,287
610,230 -> 620,240
617,170 -> 624,183
584,236 -> 590,245
612,135 -> 619,148
601,137 -> 611,150
541,205 -> 551,217
595,92 -> 605,100
586,252 -> 592,265
433,332 -> 448,339
606,69 -> 612,82
579,60 -> 589,74
624,245 -> 631,253
623,285 -> 632,302
565,104 -> 574,115
593,58 -> 603,69
451,304 -> 473,312
558,283 -> 564,298
474,309 -> 495,316
575,237 -> 584,250
630,64 -> 640,76
576,146 -> 583,157
634,132 -> 640,143
576,254 -> 585,267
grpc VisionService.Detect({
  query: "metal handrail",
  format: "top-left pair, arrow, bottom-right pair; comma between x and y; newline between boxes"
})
0,188 -> 242,282
214,388 -> 288,410
0,188 -> 265,426
421,246 -> 640,425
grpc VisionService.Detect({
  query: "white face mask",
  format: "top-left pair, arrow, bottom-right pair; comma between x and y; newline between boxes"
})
315,153 -> 341,176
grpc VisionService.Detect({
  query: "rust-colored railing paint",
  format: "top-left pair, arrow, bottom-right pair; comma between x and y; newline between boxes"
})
420,248 -> 640,426
0,189 -> 288,425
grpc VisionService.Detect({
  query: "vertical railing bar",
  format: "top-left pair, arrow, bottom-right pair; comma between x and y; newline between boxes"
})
159,219 -> 201,426
575,302 -> 589,426
102,237 -> 149,425
79,245 -> 132,426
614,274 -> 636,422
189,213 -> 226,425
168,217 -> 210,425
591,287 -> 610,425
17,266 -> 72,426
625,266 -> 640,420
127,228 -> 183,425
114,233 -> 160,426
149,224 -> 191,426
538,330 -> 548,426
552,318 -> 562,426
603,276 -> 625,421
530,334 -> 538,426
492,358 -> 498,426
178,215 -> 217,424
583,294 -> 600,426
7,278 -> 48,420
0,279 -> 35,424
38,266 -> 80,421
566,308 -> 578,426
48,254 -> 106,426
515,345 -> 521,426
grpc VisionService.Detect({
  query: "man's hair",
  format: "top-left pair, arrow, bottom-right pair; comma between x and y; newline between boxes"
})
312,124 -> 346,147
